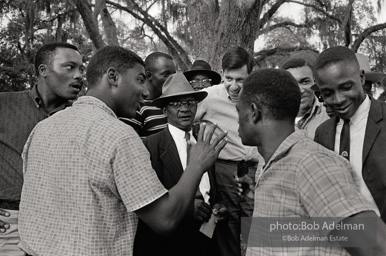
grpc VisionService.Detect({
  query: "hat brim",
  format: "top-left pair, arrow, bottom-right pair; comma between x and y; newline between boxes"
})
152,90 -> 208,108
365,72 -> 386,83
183,70 -> 222,85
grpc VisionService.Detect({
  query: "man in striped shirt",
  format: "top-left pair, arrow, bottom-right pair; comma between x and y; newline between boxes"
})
120,52 -> 176,138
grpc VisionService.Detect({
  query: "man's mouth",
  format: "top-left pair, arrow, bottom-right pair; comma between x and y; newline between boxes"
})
71,83 -> 82,92
334,103 -> 352,113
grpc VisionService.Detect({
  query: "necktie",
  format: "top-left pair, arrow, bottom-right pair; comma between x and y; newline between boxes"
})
185,132 -> 191,164
339,119 -> 350,160
185,132 -> 190,142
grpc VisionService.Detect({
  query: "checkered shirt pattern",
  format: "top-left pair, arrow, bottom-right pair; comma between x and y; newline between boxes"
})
18,96 -> 167,256
246,130 -> 377,256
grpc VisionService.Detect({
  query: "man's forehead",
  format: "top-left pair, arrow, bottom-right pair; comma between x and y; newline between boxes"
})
52,48 -> 82,63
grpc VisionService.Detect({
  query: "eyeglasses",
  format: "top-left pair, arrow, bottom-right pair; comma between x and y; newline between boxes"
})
189,79 -> 212,89
168,100 -> 198,108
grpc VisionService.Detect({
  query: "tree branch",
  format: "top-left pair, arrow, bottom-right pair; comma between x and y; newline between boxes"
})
257,0 -> 288,30
263,21 -> 308,34
106,0 -> 191,70
254,46 -> 318,64
351,22 -> 386,51
287,0 -> 342,24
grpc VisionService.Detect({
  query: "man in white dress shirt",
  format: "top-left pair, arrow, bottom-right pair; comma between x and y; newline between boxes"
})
134,73 -> 228,256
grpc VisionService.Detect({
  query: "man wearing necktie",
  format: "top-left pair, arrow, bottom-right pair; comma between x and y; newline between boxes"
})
314,46 -> 386,223
134,73 -> 228,256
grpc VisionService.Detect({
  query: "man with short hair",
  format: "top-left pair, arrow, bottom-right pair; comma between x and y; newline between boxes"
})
195,46 -> 258,256
237,68 -> 386,256
135,73 -> 228,256
314,46 -> 386,223
0,42 -> 84,256
120,52 -> 176,138
282,58 -> 329,138
18,46 -> 227,256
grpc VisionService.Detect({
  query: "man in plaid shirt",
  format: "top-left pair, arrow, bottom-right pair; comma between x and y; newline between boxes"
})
236,68 -> 386,256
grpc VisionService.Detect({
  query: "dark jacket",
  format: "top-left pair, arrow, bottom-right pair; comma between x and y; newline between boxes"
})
314,98 -> 386,223
134,128 -> 222,256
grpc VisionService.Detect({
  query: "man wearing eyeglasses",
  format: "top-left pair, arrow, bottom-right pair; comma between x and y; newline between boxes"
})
282,57 -> 329,139
184,60 -> 222,91
134,73 -> 228,256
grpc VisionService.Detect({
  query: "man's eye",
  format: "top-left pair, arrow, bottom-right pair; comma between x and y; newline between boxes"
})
138,78 -> 145,85
300,80 -> 312,85
226,78 -> 232,82
322,91 -> 332,97
342,84 -> 353,90
65,65 -> 74,70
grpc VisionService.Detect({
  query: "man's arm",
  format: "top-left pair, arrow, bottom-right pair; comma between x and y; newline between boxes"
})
0,209 -> 10,233
330,211 -> 386,256
135,123 -> 227,235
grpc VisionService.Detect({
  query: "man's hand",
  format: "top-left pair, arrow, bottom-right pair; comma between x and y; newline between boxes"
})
235,175 -> 255,200
0,209 -> 10,233
194,199 -> 212,223
213,203 -> 228,222
188,122 -> 227,172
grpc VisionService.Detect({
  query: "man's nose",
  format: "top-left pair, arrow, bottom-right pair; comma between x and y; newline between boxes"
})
142,87 -> 150,99
332,92 -> 345,105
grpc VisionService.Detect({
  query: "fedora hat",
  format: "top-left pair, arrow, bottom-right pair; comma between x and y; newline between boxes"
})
183,60 -> 222,85
356,53 -> 386,83
153,73 -> 208,108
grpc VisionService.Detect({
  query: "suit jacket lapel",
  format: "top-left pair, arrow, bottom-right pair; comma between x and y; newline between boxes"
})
322,117 -> 339,151
363,99 -> 382,166
159,129 -> 184,184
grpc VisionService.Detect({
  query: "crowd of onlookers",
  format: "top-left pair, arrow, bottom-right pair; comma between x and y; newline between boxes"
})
1,42 -> 386,256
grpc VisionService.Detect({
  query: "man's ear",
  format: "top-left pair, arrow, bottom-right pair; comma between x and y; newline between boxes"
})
250,103 -> 261,124
359,69 -> 365,86
162,106 -> 168,116
38,64 -> 48,78
107,68 -> 118,86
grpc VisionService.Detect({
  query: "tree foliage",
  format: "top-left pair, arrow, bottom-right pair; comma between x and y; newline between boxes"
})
1,0 -> 386,92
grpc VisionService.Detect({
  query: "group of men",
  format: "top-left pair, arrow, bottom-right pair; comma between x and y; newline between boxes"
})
0,41 -> 386,256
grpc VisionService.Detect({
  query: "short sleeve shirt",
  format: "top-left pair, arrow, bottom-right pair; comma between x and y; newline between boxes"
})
246,131 -> 377,256
19,96 -> 167,256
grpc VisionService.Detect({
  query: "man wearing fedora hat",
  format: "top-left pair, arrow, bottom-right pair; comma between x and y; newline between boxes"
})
355,53 -> 386,98
314,46 -> 386,223
184,60 -> 222,90
134,73 -> 228,256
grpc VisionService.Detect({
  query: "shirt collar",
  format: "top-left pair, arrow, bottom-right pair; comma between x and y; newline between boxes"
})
347,95 -> 370,126
261,130 -> 306,172
29,84 -> 43,109
73,96 -> 117,118
168,124 -> 192,139
29,84 -> 72,115
305,95 -> 322,116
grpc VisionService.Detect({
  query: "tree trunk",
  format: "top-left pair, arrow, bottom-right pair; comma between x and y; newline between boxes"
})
72,0 -> 106,49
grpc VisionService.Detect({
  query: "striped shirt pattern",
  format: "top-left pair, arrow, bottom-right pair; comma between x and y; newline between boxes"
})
120,100 -> 167,139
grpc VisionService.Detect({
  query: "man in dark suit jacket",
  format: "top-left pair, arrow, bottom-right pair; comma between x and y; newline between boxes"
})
314,46 -> 386,223
134,73 -> 228,256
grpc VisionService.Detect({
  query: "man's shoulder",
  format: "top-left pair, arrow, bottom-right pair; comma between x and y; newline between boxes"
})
143,129 -> 166,150
315,116 -> 335,133
0,90 -> 29,103
291,135 -> 342,165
